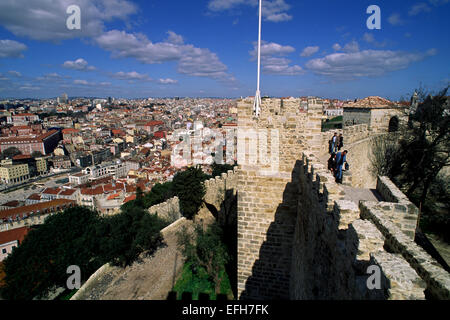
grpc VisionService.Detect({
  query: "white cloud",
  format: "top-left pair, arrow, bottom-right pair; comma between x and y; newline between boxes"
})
332,43 -> 341,51
208,0 -> 292,22
111,71 -> 150,81
0,39 -> 27,58
250,41 -> 304,76
63,58 -> 96,71
408,0 -> 449,16
262,57 -> 304,75
8,71 -> 22,77
0,0 -> 137,41
300,46 -> 319,57
388,13 -> 404,26
250,41 -> 295,57
96,30 -> 234,83
305,48 -> 437,79
362,33 -> 387,48
409,3 -> 432,15
342,41 -> 359,53
166,31 -> 184,45
19,86 -> 40,91
158,78 -> 178,84
74,79 -> 89,85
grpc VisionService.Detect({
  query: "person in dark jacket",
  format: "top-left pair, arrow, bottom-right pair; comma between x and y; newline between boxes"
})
331,132 -> 338,153
328,152 -> 336,174
335,150 -> 348,184
338,134 -> 344,151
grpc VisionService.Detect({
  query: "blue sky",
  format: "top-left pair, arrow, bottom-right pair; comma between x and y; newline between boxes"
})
0,0 -> 448,99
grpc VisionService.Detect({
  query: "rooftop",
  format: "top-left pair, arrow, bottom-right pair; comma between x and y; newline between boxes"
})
0,226 -> 30,245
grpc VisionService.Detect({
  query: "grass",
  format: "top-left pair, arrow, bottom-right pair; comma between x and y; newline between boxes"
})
173,262 -> 232,300
328,115 -> 343,123
322,116 -> 343,131
54,288 -> 78,300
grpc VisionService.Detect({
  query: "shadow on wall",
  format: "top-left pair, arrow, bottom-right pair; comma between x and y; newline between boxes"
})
241,160 -> 391,300
240,162 -> 300,300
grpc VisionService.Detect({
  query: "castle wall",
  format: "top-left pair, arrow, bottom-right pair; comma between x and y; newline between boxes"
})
148,197 -> 181,223
289,153 -> 446,300
238,97 -> 449,300
237,97 -> 323,299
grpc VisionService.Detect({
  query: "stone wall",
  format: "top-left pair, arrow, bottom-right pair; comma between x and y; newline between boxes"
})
238,97 -> 449,300
289,153 -> 446,300
320,124 -> 379,189
237,97 -> 323,299
204,168 -> 238,210
147,168 -> 237,224
148,197 -> 181,223
320,124 -> 370,157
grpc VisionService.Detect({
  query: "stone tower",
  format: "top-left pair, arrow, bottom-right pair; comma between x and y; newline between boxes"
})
237,96 -> 323,299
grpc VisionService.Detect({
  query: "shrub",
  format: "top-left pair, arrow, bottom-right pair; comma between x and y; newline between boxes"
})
172,167 -> 207,219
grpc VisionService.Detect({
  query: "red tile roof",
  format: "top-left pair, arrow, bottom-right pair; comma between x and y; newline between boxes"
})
12,113 -> 37,117
0,226 -> 30,245
27,193 -> 41,201
42,187 -> 61,195
144,121 -> 164,127
107,193 -> 121,200
1,200 -> 20,208
12,154 -> 32,160
62,128 -> 80,134
58,189 -> 76,196
123,194 -> 136,203
0,199 -> 75,220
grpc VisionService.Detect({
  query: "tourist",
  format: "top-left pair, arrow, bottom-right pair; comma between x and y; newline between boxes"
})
331,133 -> 338,153
338,134 -> 344,151
328,152 -> 336,174
335,150 -> 348,184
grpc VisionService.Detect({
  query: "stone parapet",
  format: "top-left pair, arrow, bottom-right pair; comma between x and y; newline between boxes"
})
360,200 -> 450,300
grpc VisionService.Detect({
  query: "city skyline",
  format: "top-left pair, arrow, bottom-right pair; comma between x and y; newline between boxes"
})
0,0 -> 449,99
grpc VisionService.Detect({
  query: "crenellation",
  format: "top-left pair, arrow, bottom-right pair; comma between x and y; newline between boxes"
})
238,97 -> 449,301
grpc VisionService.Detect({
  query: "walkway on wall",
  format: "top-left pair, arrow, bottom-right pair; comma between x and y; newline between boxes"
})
319,152 -> 383,204
341,185 -> 382,203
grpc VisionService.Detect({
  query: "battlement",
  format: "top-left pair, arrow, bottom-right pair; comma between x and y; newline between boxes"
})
148,196 -> 181,223
289,153 -> 449,300
237,97 -> 450,300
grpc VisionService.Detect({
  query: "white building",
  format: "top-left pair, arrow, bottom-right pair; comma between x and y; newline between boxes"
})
69,172 -> 90,185
82,161 -> 128,181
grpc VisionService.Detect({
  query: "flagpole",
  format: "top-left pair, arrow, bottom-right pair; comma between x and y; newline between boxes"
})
253,0 -> 262,117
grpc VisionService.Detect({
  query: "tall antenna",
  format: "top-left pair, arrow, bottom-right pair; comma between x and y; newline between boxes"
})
253,0 -> 262,117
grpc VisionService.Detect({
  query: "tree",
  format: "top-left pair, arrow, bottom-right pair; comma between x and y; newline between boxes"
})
143,181 -> 174,208
2,147 -> 21,159
99,203 -> 166,267
1,204 -> 168,299
172,166 -> 207,219
0,207 -> 104,300
177,222 -> 229,294
371,87 -> 450,241
211,162 -> 236,178
398,87 -> 449,205
31,151 -> 43,158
